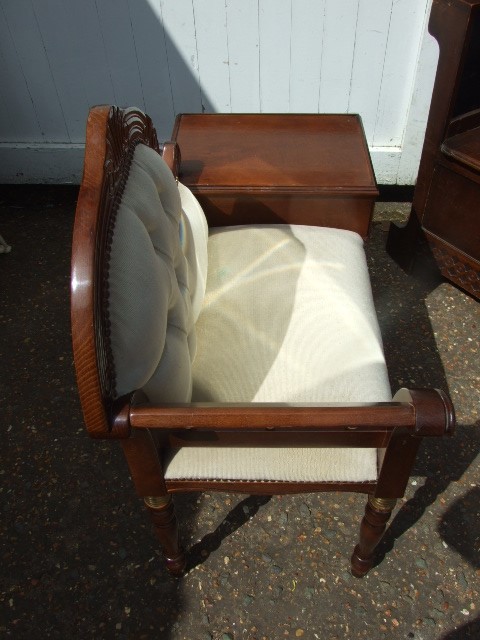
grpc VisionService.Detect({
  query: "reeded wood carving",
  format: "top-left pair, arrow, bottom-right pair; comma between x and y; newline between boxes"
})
71,106 -> 160,438
96,107 -> 160,402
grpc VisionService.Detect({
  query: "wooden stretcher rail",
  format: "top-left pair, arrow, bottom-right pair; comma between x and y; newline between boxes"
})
164,430 -> 390,449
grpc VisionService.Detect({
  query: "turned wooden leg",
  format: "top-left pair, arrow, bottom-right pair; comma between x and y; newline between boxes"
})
144,495 -> 186,576
351,496 -> 397,578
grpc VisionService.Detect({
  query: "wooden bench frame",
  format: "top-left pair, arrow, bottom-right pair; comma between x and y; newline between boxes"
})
71,105 -> 454,577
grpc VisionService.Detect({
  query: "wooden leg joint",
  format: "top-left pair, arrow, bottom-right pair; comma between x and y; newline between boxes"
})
368,496 -> 397,513
144,495 -> 186,576
144,495 -> 171,510
351,496 -> 397,578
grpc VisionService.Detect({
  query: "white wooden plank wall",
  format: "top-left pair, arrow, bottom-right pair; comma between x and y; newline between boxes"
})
319,1 -> 357,114
225,0 -> 260,112
0,0 -> 437,183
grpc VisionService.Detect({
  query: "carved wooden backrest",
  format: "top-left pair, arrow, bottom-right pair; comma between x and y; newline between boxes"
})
71,106 -> 160,438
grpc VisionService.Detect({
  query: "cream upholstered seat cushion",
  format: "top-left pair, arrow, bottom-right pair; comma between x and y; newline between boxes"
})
193,225 -> 390,404
164,225 -> 392,483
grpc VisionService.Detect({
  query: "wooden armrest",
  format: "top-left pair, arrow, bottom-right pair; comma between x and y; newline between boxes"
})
111,389 -> 454,440
392,388 -> 455,437
129,401 -> 414,431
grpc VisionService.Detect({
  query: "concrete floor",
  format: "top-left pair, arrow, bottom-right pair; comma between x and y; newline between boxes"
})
0,188 -> 479,639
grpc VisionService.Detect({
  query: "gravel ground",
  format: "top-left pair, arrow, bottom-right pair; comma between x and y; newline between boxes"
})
0,189 -> 479,639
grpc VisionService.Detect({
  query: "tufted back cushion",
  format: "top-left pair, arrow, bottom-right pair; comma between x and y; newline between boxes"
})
108,143 -> 208,402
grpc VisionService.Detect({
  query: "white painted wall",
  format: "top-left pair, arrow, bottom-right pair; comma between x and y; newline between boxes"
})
0,0 -> 438,184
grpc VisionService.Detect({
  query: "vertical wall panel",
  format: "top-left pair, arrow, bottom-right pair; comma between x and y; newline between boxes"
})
259,0 -> 291,112
128,0 -> 174,140
0,0 -> 437,183
318,0 -> 359,113
193,0 -> 230,112
7,0 -> 119,143
159,0 -> 202,114
397,1 -> 438,184
2,0 -> 68,141
62,0 -> 116,131
373,0 -> 429,147
348,0 -> 393,143
95,0 -> 145,108
0,7 -> 41,141
31,0 -> 93,142
0,79 -> 17,143
225,0 -> 260,112
289,0 -> 325,112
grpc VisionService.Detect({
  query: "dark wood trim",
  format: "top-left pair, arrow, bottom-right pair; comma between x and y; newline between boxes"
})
165,479 -> 377,495
71,106 -> 112,439
351,497 -> 397,577
441,126 -> 480,172
446,107 -> 480,137
184,185 -> 377,196
144,495 -> 186,575
162,431 -> 390,449
129,402 -> 415,431
121,428 -> 167,496
161,141 -> 181,178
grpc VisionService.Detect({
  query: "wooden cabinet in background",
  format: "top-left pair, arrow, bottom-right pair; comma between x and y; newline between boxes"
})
387,0 -> 480,300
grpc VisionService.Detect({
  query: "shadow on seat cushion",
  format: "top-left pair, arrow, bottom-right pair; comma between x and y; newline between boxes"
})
193,225 -> 391,404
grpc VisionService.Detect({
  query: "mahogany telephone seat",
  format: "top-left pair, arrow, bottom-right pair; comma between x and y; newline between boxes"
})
71,106 -> 454,578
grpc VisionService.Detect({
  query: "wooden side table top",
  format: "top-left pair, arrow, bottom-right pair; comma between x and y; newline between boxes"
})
172,114 -> 377,195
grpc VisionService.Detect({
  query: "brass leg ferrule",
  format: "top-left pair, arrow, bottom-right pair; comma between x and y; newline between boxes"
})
368,496 -> 397,512
144,495 -> 171,510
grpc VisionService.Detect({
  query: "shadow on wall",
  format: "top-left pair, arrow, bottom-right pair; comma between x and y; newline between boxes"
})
0,0 -> 215,143
0,0 -> 215,183
94,0 -> 216,139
